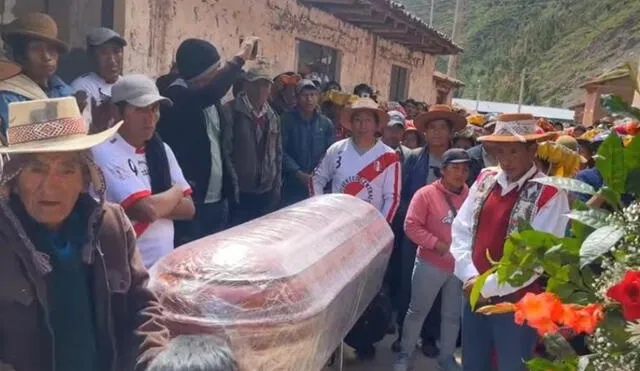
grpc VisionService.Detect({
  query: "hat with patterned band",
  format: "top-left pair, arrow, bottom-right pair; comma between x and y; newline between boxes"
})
414,104 -> 467,133
1,97 -> 122,154
477,113 -> 556,143
340,97 -> 389,131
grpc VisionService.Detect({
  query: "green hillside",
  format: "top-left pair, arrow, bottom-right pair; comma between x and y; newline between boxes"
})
398,0 -> 640,107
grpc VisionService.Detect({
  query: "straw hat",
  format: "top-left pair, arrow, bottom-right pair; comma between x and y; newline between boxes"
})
1,97 -> 121,154
339,97 -> 389,131
0,56 -> 20,81
477,113 -> 556,143
2,13 -> 68,53
414,105 -> 467,133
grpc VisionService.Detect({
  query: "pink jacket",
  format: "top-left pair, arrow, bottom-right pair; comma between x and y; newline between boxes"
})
404,179 -> 469,273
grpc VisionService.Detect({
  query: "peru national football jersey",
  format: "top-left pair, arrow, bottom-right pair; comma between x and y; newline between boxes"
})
311,138 -> 401,222
92,133 -> 192,268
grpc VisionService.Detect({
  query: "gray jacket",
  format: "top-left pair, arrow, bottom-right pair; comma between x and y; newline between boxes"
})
221,98 -> 282,198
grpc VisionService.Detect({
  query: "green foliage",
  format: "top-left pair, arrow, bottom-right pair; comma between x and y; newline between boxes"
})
469,266 -> 496,310
565,209 -> 610,230
579,225 -> 624,268
596,132 -> 627,194
601,95 -> 640,121
397,0 -> 640,105
530,177 -> 595,195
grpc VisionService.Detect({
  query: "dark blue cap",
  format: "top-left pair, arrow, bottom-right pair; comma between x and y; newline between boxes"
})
441,148 -> 471,167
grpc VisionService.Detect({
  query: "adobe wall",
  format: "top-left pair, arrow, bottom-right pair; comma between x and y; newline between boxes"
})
121,0 -> 438,102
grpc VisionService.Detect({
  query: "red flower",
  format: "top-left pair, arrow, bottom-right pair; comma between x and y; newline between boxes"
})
607,271 -> 640,320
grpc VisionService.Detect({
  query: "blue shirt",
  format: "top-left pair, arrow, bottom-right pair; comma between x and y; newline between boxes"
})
575,167 -> 634,206
0,75 -> 73,134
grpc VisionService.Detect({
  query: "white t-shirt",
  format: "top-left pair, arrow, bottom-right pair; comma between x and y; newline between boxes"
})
71,72 -> 119,130
311,138 -> 401,223
92,133 -> 192,268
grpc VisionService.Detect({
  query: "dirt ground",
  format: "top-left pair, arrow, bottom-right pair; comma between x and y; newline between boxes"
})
322,334 -> 451,371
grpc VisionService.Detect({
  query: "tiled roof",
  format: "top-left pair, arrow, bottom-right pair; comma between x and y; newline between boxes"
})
433,71 -> 465,87
299,0 -> 462,55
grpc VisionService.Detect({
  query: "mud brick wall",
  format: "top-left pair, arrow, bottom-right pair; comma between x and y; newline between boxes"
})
122,0 -> 438,102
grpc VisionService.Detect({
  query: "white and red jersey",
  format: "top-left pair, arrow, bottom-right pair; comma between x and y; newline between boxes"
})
311,138 -> 401,222
92,133 -> 192,268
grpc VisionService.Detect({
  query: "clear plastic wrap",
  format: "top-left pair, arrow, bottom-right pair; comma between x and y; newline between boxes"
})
148,194 -> 394,371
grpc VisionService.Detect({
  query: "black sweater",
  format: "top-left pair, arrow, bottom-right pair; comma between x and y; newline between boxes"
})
157,57 -> 245,204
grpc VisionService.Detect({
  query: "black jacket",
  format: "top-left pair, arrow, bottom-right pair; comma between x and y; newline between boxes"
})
157,57 -> 245,204
467,144 -> 485,186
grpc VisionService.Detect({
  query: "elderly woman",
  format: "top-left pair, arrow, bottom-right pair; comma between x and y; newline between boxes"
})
0,97 -> 168,371
0,13 -> 74,134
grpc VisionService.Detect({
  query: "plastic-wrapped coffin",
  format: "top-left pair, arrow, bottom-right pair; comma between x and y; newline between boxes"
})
148,194 -> 393,371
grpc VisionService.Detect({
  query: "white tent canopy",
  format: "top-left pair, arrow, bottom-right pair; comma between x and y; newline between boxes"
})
453,98 -> 575,121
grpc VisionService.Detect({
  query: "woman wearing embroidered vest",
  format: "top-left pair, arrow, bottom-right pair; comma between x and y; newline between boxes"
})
0,13 -> 74,136
450,113 -> 570,371
394,148 -> 470,371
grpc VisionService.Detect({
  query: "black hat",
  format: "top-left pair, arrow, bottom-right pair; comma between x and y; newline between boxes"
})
176,38 -> 221,82
353,83 -> 373,98
441,148 -> 471,168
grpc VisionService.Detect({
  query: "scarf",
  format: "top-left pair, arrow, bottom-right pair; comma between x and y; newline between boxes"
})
0,74 -> 48,100
145,132 -> 172,194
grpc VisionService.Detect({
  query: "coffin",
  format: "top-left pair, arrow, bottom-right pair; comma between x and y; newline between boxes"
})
148,194 -> 393,371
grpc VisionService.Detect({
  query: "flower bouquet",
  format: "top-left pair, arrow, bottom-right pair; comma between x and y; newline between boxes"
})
471,64 -> 640,371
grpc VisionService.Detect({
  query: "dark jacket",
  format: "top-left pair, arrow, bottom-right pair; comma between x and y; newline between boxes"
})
281,109 -> 335,203
396,145 -> 412,169
467,144 -> 485,186
0,196 -> 168,371
390,144 -> 413,228
157,57 -> 245,204
221,97 -> 282,197
402,146 -> 430,205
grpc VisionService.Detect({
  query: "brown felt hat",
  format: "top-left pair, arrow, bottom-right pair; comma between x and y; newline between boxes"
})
414,104 -> 467,133
2,13 -> 68,53
478,113 -> 556,143
340,98 -> 389,131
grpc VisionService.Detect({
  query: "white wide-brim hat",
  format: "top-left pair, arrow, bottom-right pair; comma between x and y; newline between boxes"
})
0,97 -> 121,154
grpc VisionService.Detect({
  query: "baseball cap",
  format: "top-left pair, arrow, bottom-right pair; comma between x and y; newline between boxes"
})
441,148 -> 471,167
296,79 -> 318,93
87,27 -> 127,48
244,59 -> 273,82
111,74 -> 173,107
387,110 -> 406,128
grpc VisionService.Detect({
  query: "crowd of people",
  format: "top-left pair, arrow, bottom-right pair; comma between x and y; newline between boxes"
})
0,11 -> 634,371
